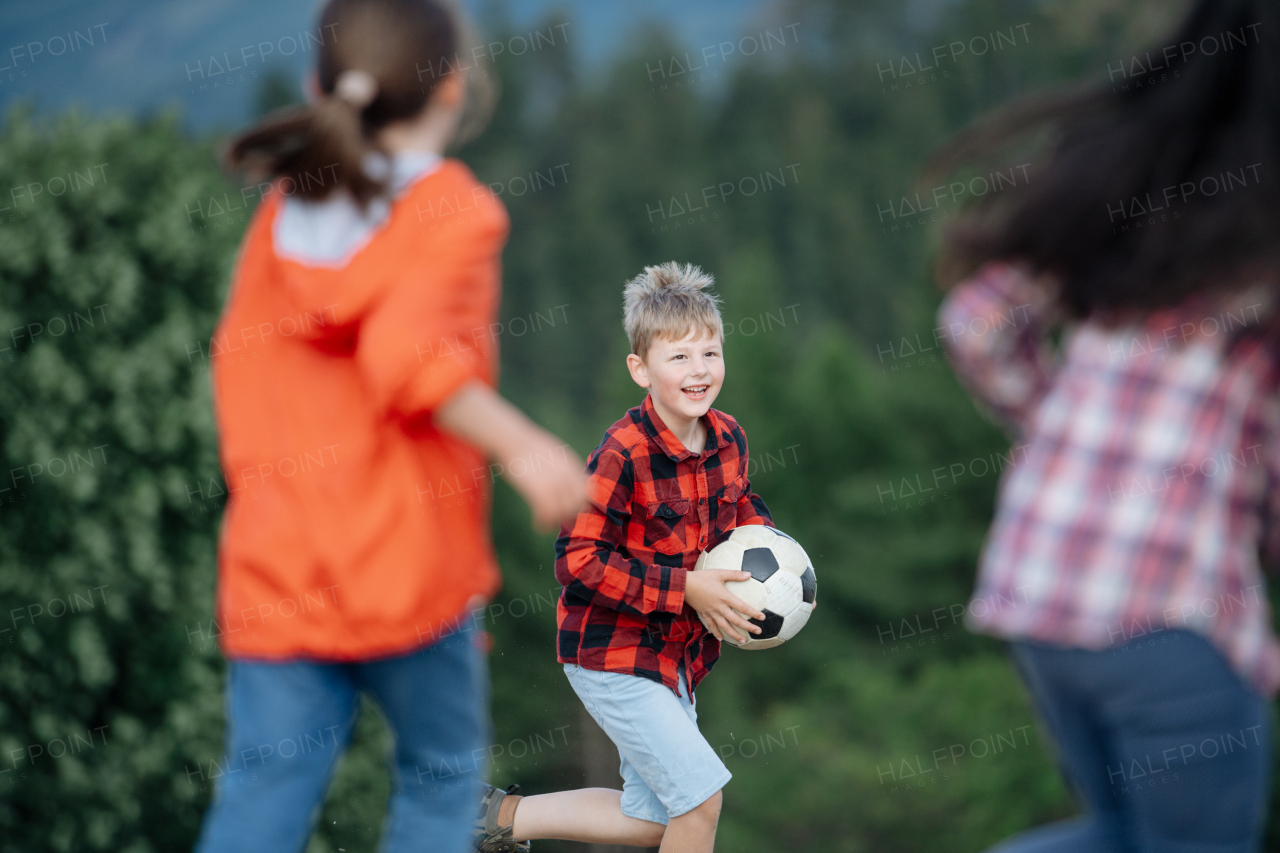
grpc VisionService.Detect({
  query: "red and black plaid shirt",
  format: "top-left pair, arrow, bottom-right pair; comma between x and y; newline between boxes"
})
555,393 -> 773,697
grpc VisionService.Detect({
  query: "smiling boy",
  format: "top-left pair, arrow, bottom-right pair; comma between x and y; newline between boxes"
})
473,262 -> 775,853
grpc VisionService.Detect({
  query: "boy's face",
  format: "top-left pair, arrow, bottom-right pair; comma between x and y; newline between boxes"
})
626,327 -> 725,426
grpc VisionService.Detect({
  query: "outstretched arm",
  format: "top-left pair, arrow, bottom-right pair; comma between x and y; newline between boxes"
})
937,262 -> 1061,437
435,379 -> 586,530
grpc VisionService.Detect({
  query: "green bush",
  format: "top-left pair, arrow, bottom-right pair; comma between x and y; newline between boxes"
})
0,107 -> 235,852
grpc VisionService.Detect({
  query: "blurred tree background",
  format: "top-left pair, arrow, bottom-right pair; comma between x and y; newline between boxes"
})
3,0 -> 1272,852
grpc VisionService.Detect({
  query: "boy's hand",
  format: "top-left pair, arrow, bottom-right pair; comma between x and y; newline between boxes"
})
684,570 -> 766,644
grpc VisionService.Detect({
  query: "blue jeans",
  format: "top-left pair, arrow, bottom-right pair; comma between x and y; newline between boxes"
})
990,630 -> 1271,853
194,621 -> 487,853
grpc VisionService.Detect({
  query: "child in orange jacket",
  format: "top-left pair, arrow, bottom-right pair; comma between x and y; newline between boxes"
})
194,2 -> 585,851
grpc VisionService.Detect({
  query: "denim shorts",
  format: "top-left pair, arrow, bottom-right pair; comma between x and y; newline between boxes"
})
564,663 -> 731,824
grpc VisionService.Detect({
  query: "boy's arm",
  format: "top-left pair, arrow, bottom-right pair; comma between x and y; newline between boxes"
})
554,447 -> 687,616
735,478 -> 774,529
937,262 -> 1060,437
731,430 -> 774,529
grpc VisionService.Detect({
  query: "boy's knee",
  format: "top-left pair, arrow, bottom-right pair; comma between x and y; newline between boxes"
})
686,789 -> 722,821
639,822 -> 667,846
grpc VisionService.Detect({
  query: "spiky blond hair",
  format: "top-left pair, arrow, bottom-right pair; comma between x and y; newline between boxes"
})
623,262 -> 723,362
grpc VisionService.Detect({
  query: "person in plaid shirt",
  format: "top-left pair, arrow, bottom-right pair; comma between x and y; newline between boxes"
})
930,1 -> 1280,850
473,263 -> 772,853
940,263 -> 1280,696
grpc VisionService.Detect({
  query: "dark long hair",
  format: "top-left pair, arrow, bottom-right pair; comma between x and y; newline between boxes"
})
225,0 -> 492,207
930,0 -> 1280,324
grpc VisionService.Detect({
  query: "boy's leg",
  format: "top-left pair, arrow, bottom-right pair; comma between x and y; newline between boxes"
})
512,663 -> 728,852
357,620 -> 488,853
509,740 -> 672,845
653,667 -> 722,853
511,788 -> 667,847
507,673 -> 670,846
194,659 -> 360,853
657,790 -> 721,853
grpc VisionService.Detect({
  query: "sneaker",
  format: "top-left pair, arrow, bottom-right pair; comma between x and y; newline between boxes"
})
474,783 -> 530,853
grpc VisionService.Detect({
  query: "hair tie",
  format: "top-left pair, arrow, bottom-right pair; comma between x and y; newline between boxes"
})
334,69 -> 378,109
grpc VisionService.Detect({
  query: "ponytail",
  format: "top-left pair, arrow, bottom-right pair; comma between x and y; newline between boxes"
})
226,86 -> 385,206
223,0 -> 484,208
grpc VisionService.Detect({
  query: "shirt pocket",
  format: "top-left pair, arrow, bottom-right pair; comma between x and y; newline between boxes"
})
643,497 -> 691,555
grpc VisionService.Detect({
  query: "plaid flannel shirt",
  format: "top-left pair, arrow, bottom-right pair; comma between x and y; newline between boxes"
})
555,393 -> 774,697
940,262 -> 1280,696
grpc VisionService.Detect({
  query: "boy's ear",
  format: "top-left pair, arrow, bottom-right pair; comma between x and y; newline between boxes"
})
626,353 -> 651,389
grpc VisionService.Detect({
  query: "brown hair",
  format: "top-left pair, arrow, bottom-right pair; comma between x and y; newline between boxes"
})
224,0 -> 494,207
928,0 -> 1280,326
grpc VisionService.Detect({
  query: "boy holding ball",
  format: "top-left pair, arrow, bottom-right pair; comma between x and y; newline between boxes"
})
474,263 -> 774,853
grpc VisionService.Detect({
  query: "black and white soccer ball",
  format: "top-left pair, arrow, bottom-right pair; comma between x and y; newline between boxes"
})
693,525 -> 816,650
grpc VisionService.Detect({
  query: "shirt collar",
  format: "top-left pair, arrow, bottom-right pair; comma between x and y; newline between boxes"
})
639,393 -> 730,461
362,149 -> 444,196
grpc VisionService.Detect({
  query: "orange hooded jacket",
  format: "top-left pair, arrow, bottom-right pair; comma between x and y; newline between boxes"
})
211,159 -> 507,660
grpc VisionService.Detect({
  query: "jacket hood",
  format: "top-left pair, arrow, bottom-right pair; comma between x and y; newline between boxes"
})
266,152 -> 445,343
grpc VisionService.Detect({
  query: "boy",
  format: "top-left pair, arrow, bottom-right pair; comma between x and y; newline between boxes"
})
474,262 -> 774,853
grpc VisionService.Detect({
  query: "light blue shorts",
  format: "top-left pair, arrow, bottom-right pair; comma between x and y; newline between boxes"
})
563,663 -> 731,824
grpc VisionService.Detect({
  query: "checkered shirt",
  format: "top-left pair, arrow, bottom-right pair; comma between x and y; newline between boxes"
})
939,263 -> 1280,696
555,393 -> 773,696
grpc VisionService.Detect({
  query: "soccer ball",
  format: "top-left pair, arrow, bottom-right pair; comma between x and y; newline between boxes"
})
693,524 -> 816,650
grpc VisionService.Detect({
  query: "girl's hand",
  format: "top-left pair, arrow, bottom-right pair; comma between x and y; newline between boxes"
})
684,569 -> 765,644
435,380 -> 588,531
501,432 -> 588,530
